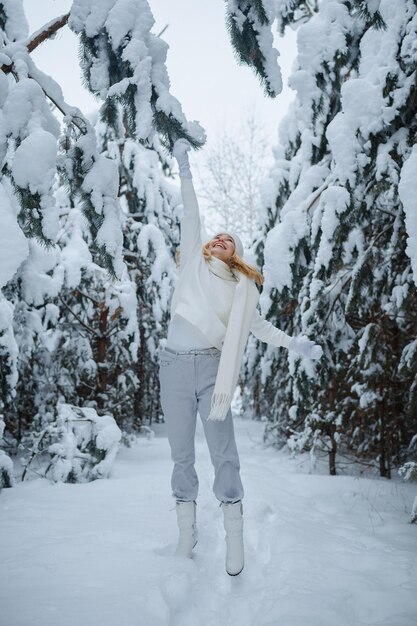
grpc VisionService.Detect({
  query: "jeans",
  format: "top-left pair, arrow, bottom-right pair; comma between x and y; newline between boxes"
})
158,345 -> 244,503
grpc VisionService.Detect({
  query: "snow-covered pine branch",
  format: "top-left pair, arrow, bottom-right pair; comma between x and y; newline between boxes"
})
225,0 -> 283,97
69,0 -> 206,150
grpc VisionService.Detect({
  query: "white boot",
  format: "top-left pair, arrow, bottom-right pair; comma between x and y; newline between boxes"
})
222,500 -> 244,576
175,500 -> 197,558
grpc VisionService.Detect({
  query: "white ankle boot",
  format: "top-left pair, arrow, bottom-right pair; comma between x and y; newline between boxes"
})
222,500 -> 244,576
175,500 -> 197,558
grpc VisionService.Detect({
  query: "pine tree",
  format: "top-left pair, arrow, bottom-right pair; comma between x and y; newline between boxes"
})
0,0 -> 203,474
96,105 -> 180,426
68,0 -> 204,426
244,0 -> 417,476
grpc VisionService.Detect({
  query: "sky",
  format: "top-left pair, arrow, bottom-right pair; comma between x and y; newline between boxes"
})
22,0 -> 297,157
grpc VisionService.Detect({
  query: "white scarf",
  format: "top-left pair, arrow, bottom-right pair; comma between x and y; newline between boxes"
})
206,258 -> 260,421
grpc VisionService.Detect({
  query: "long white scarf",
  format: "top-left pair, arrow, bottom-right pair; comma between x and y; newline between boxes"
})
207,259 -> 260,421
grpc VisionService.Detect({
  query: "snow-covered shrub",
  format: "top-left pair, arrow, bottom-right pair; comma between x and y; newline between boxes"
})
22,404 -> 121,483
0,417 -> 14,489
398,464 -> 417,523
0,451 -> 14,489
399,434 -> 417,523
399,461 -> 417,483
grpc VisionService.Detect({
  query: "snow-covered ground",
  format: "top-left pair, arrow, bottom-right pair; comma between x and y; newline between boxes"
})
1,418 -> 416,626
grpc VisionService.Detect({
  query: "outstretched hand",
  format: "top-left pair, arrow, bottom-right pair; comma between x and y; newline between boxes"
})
173,139 -> 192,178
288,336 -> 323,360
173,138 -> 191,157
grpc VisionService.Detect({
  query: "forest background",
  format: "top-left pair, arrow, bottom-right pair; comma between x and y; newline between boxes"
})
0,0 -> 416,502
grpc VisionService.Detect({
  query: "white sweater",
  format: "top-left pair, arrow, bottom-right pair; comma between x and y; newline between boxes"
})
166,177 -> 292,352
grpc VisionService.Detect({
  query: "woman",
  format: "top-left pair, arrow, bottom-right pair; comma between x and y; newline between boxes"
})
159,139 -> 322,576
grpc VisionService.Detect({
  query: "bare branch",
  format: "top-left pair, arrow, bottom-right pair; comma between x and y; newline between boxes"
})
156,24 -> 169,38
1,13 -> 70,74
58,295 -> 99,337
196,111 -> 269,244
74,290 -> 101,307
27,14 -> 70,54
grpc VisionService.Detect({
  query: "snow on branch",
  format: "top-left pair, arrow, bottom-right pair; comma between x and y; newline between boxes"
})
225,0 -> 282,97
399,145 -> 417,288
69,0 -> 206,150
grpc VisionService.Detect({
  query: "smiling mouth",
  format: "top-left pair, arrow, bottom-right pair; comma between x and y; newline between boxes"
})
213,243 -> 226,249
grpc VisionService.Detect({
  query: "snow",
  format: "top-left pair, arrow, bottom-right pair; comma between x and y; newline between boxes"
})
312,186 -> 350,274
341,78 -> 386,139
69,0 -> 206,146
0,184 -> 29,288
137,223 -> 173,285
2,78 -> 60,139
69,0 -> 117,38
0,418 -> 14,488
0,449 -> 14,487
12,130 -> 57,195
296,0 -> 350,75
398,144 -> 417,287
255,20 -> 282,96
0,297 -> 19,389
1,418 -> 416,626
0,72 -> 9,108
401,11 -> 417,66
263,164 -> 329,291
326,112 -> 363,186
82,156 -> 119,215
1,0 -> 29,42
26,57 -> 89,130
106,0 -> 154,47
11,127 -> 59,241
20,240 -> 62,306
59,208 -> 93,288
225,0 -> 283,96
48,404 -> 122,482
81,155 -> 125,276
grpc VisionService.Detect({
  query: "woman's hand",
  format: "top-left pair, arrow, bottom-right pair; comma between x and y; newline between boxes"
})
173,139 -> 192,178
288,336 -> 323,360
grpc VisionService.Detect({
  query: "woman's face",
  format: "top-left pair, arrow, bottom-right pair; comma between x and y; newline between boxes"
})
209,233 -> 236,261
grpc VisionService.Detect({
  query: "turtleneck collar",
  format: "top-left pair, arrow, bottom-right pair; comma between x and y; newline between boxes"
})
208,256 -> 238,281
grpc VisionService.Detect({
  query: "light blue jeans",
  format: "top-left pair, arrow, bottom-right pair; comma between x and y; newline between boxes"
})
158,346 -> 243,503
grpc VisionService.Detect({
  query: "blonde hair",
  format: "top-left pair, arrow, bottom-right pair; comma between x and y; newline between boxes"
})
202,242 -> 264,286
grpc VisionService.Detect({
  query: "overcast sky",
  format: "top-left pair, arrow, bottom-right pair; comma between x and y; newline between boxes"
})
23,0 -> 297,155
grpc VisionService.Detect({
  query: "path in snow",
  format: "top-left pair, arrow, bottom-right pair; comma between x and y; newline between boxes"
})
1,418 -> 416,626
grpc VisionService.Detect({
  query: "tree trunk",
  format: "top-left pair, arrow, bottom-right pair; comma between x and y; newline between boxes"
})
329,440 -> 337,476
96,305 -> 109,410
134,314 -> 145,426
328,383 -> 337,475
254,375 -> 260,417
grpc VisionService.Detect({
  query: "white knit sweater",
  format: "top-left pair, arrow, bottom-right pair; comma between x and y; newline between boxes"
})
166,177 -> 292,352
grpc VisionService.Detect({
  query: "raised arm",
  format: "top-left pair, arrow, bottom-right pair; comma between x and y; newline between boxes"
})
173,139 -> 202,270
